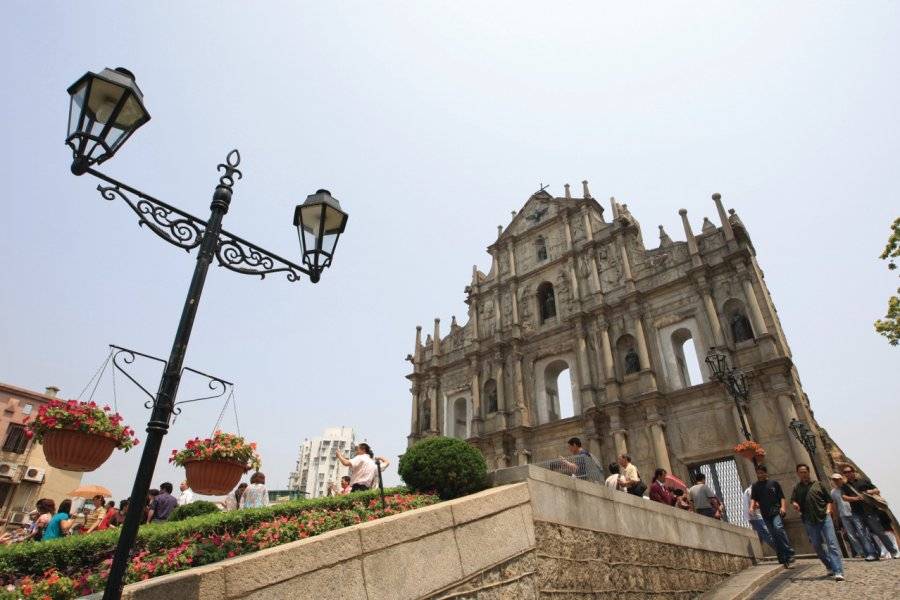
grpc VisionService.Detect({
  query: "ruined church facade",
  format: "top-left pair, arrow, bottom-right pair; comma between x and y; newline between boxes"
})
406,182 -> 848,502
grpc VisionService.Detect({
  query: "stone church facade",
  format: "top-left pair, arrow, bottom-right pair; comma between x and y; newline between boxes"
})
406,182 -> 852,514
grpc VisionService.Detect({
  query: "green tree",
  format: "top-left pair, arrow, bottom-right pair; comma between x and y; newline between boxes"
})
875,217 -> 900,345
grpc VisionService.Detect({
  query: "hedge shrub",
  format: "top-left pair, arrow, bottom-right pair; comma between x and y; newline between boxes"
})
399,436 -> 487,499
168,500 -> 220,522
0,487 -> 407,581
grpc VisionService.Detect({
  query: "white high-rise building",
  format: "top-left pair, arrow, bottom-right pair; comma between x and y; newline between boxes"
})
287,426 -> 355,498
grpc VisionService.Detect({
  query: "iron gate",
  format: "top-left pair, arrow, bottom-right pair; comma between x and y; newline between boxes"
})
689,456 -> 748,528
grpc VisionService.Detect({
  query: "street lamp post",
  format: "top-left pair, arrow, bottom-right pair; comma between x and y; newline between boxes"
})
65,67 -> 348,600
788,418 -> 824,481
705,347 -> 753,442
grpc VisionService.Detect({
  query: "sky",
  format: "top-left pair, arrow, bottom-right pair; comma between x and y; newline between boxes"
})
1,3 -> 898,504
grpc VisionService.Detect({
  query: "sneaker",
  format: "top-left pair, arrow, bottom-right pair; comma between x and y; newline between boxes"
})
834,574 -> 845,581
865,555 -> 878,562
892,552 -> 900,560
783,563 -> 794,570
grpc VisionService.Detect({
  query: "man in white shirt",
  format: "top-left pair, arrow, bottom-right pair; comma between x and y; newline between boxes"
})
743,484 -> 774,551
178,481 -> 195,506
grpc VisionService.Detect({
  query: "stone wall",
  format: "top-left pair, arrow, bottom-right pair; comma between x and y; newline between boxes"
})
121,466 -> 760,600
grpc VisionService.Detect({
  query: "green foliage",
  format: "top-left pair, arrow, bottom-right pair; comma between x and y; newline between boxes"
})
399,436 -> 487,499
875,217 -> 900,346
168,500 -> 220,522
0,487 -> 408,581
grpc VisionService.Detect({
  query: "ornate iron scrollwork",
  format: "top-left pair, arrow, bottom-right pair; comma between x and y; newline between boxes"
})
215,232 -> 305,281
89,150 -> 310,282
98,185 -> 206,251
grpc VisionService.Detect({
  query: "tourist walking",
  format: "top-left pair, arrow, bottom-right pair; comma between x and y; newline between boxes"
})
42,500 -> 75,541
240,472 -> 270,508
147,482 -> 178,523
224,482 -> 248,511
750,465 -> 796,569
178,481 -> 195,506
605,463 -> 625,491
617,454 -> 645,497
689,473 -> 721,519
830,473 -> 875,559
790,464 -> 844,580
840,466 -> 899,559
649,469 -> 674,506
337,443 -> 379,491
743,484 -> 775,551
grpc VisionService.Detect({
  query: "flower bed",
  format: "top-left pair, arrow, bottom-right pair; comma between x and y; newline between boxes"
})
0,489 -> 436,599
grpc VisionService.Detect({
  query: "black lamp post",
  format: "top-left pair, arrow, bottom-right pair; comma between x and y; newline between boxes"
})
705,348 -> 753,443
65,67 -> 348,600
788,418 -> 824,481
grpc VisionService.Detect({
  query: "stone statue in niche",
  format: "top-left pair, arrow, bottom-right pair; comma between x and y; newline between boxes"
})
519,286 -> 534,330
556,271 -> 571,306
625,348 -> 641,374
730,312 -> 754,342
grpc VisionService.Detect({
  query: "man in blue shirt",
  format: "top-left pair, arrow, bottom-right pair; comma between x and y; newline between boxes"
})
147,481 -> 178,522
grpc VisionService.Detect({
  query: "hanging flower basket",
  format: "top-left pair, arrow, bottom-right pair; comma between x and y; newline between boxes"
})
733,440 -> 766,461
25,399 -> 139,472
182,459 -> 247,495
170,431 -> 261,496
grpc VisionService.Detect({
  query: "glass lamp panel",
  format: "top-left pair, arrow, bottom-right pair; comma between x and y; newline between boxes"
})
84,78 -> 128,125
67,81 -> 88,137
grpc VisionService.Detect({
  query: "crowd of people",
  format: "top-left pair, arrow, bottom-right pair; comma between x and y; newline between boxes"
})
557,438 -> 899,582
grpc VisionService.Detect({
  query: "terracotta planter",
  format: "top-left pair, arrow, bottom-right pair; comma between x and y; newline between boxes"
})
184,459 -> 246,495
41,429 -> 118,472
736,449 -> 764,461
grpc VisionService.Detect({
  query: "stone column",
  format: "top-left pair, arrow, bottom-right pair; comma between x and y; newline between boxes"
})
612,429 -> 628,457
634,316 -> 651,371
493,289 -> 502,330
576,327 -> 593,411
432,318 -> 441,357
649,422 -> 672,474
469,366 -> 483,437
619,242 -> 635,293
777,393 -> 810,473
507,242 -> 517,278
701,290 -> 726,348
495,358 -> 508,429
410,384 -> 420,434
741,277 -> 769,336
428,379 -> 438,432
679,209 -> 703,268
712,193 -> 736,244
633,312 -> 657,392
414,325 -> 423,364
510,284 -> 520,325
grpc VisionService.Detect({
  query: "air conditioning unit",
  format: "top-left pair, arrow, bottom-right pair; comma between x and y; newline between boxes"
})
22,466 -> 45,483
9,512 -> 29,525
0,462 -> 18,479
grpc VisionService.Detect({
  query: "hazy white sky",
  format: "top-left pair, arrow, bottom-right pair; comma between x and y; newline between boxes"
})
2,3 -> 898,503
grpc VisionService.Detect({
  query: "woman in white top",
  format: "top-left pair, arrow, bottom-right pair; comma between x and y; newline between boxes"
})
336,443 -> 391,491
239,472 -> 269,509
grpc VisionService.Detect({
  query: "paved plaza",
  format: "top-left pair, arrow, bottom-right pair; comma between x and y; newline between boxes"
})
750,558 -> 900,599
